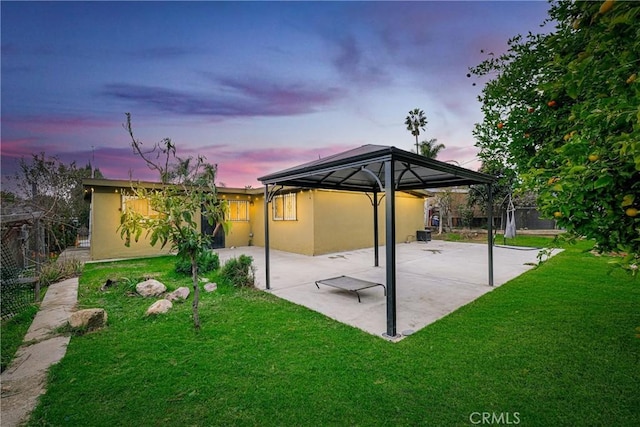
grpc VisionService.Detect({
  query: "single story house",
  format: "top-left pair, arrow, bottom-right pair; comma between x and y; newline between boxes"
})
83,178 -> 426,261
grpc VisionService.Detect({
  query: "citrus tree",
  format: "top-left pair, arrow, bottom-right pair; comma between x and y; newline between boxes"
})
470,0 -> 640,272
119,113 -> 227,328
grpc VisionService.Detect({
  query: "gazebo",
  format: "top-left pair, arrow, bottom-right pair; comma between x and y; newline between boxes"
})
258,144 -> 496,338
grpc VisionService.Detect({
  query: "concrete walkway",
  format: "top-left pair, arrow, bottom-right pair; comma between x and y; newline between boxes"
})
0,278 -> 78,427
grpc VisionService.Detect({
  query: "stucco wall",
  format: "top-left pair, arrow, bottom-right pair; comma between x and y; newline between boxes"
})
249,191 -> 315,255
90,189 -> 177,260
394,192 -> 428,243
89,185 -> 424,260
219,194 -> 255,248
313,190 -> 376,254
251,195 -> 265,248
312,190 -> 425,255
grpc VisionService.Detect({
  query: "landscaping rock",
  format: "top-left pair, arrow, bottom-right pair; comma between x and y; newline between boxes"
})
69,308 -> 108,330
136,279 -> 167,297
146,299 -> 172,315
166,286 -> 190,302
203,282 -> 218,292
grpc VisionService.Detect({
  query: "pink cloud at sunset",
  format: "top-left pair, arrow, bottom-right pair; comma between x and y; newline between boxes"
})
1,1 -> 553,190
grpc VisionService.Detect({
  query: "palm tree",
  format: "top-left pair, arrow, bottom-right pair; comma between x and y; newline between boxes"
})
418,138 -> 446,159
404,108 -> 427,153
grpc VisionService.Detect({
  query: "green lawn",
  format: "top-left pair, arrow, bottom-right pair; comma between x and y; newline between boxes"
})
28,240 -> 639,426
1,304 -> 39,372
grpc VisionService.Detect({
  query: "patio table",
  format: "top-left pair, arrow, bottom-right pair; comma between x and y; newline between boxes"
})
315,275 -> 386,303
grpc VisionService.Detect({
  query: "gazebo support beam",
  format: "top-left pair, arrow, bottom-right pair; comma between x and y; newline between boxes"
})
373,190 -> 379,267
384,160 -> 397,338
264,184 -> 271,290
487,183 -> 494,287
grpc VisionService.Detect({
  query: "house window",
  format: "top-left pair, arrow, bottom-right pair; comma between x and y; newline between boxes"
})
228,200 -> 249,221
121,194 -> 160,219
273,193 -> 297,221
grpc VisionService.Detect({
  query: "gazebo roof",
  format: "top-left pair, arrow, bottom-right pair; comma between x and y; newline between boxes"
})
258,144 -> 494,191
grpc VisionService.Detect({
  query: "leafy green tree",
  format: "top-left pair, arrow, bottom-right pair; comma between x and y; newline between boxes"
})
405,108 -> 427,154
470,0 -> 640,271
10,153 -> 100,252
418,138 -> 446,159
118,113 -> 227,329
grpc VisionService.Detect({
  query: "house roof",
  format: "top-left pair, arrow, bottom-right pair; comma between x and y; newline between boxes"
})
258,144 -> 494,191
82,178 -> 263,198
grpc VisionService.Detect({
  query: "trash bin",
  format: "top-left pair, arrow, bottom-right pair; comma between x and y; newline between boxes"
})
417,230 -> 431,242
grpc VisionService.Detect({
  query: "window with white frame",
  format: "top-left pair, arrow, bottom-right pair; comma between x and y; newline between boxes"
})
228,200 -> 249,221
273,193 -> 297,221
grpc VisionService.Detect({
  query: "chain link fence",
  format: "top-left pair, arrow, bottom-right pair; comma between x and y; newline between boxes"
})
1,215 -> 45,320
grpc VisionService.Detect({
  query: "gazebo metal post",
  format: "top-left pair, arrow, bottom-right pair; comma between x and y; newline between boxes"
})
487,183 -> 494,287
264,184 -> 271,290
373,189 -> 379,267
384,160 -> 397,337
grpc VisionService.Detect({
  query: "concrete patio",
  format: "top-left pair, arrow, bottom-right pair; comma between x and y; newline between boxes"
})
216,240 -> 556,341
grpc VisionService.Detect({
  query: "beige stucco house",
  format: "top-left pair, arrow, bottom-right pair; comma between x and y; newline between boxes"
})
83,178 -> 426,261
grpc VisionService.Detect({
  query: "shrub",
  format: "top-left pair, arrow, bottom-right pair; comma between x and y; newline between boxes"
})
221,255 -> 255,288
175,251 -> 220,275
38,258 -> 83,287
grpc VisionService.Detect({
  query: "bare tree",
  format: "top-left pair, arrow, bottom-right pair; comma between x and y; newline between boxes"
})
435,190 -> 453,235
118,113 -> 227,329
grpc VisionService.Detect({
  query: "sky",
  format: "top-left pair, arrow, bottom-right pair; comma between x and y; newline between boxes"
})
1,0 -> 552,190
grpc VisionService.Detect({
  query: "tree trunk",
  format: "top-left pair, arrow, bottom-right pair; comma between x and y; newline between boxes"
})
191,253 -> 200,329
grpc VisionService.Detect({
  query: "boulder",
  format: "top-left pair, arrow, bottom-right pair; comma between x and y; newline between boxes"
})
166,286 -> 190,302
69,308 -> 108,330
203,282 -> 218,292
136,279 -> 167,297
146,299 -> 173,315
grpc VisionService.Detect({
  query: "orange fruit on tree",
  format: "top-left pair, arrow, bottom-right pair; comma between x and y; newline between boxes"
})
497,122 -> 504,129
599,0 -> 615,15
588,154 -> 599,162
626,207 -> 638,217
547,100 -> 557,108
553,211 -> 563,218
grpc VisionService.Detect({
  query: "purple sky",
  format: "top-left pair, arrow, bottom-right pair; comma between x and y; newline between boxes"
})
1,1 -> 552,189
